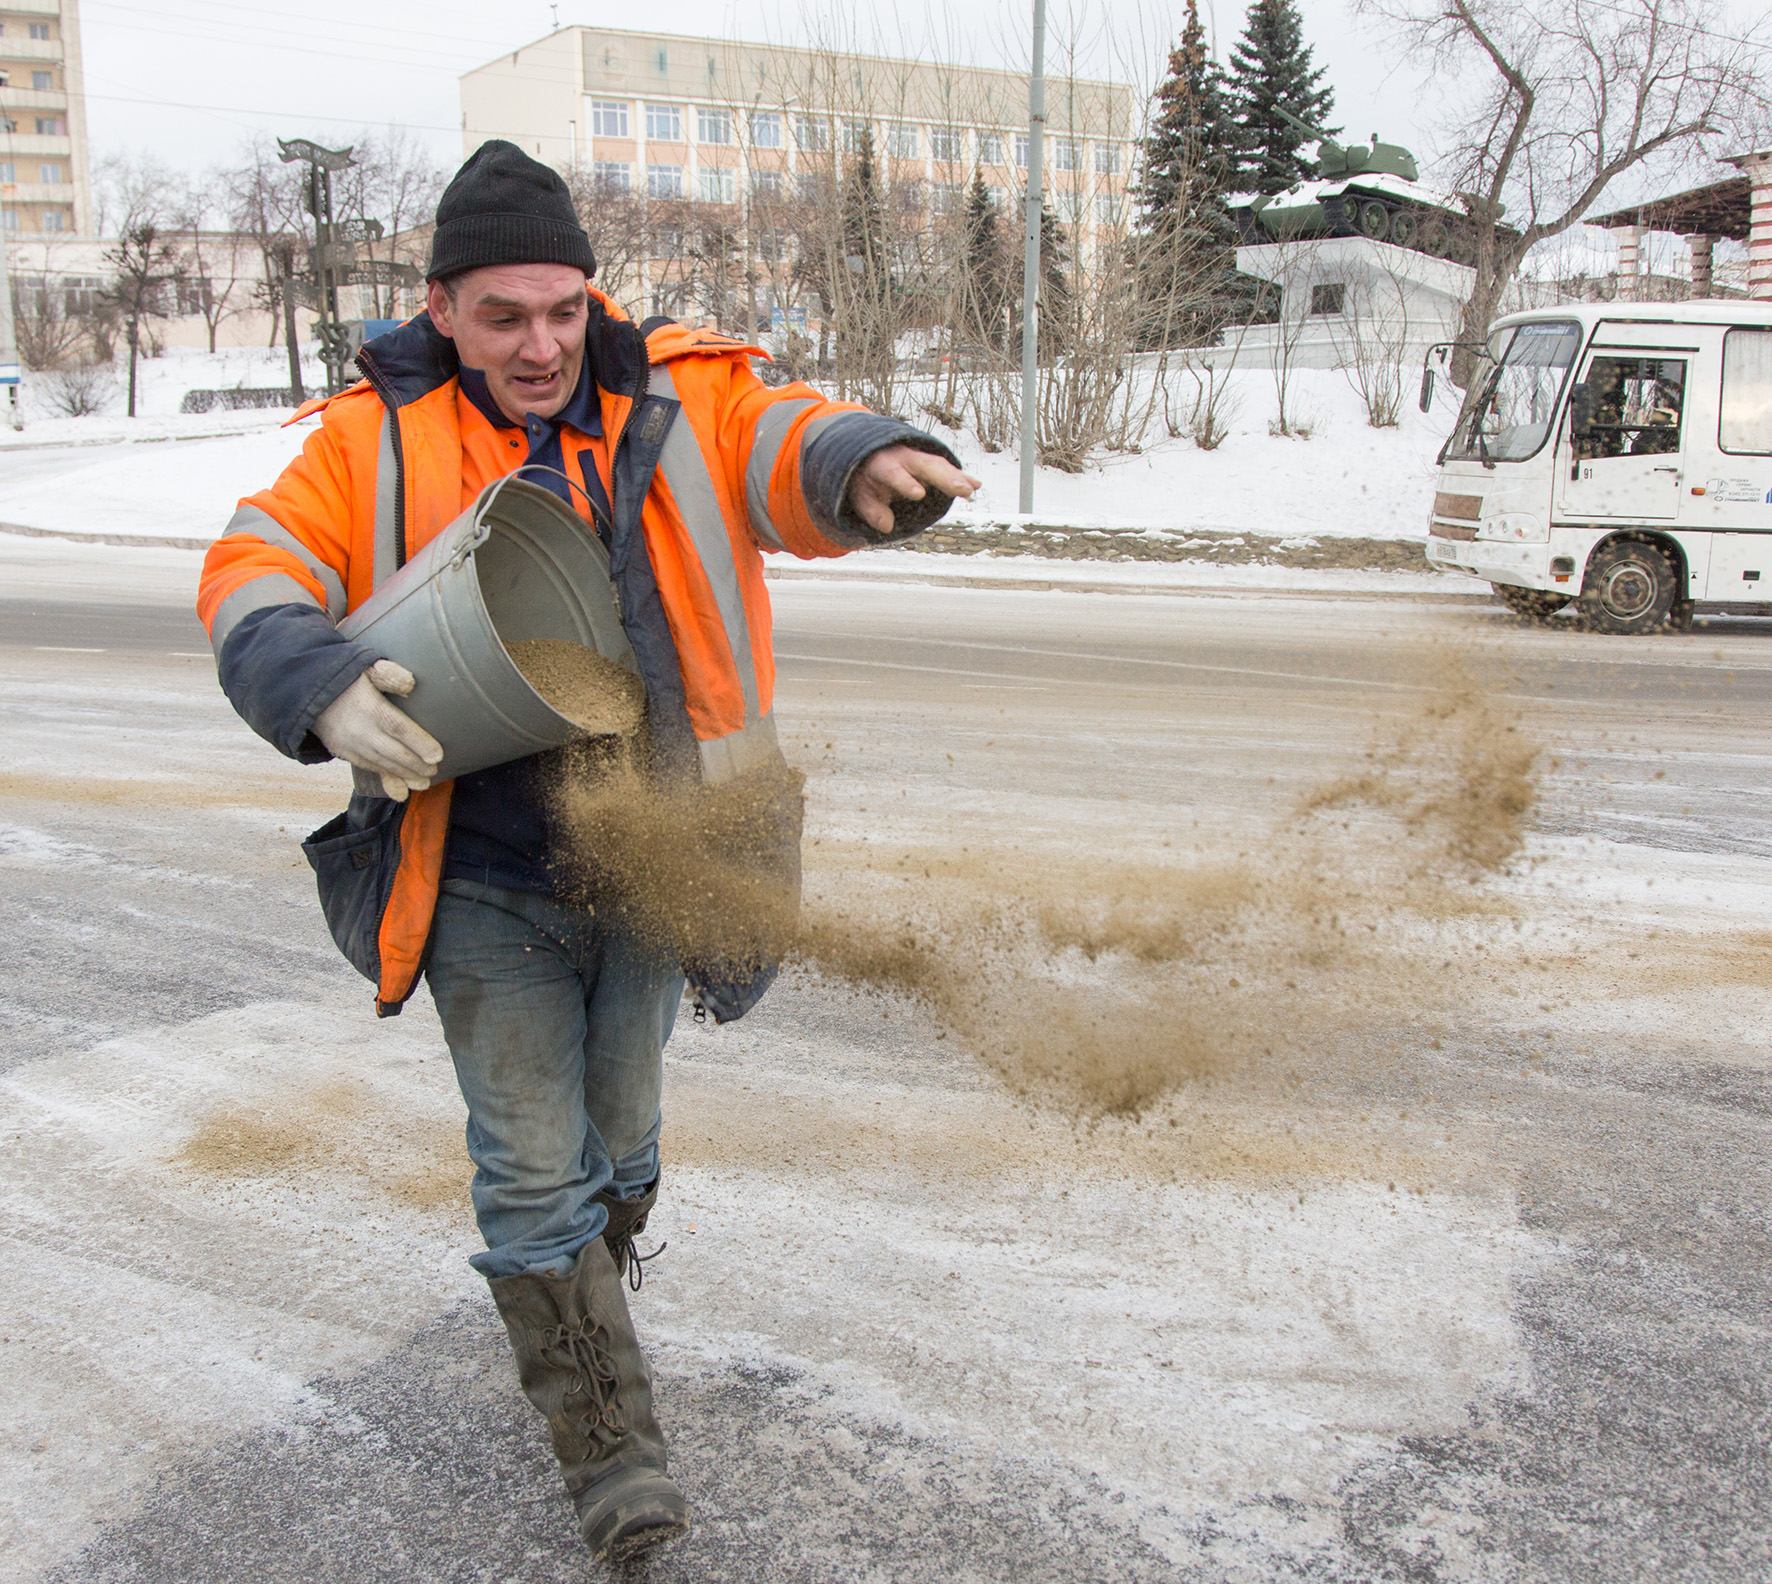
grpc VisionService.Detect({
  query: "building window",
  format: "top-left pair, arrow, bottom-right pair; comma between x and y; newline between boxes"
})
654,47 -> 668,73
0,163 -> 12,182
750,111 -> 781,149
653,223 -> 684,255
794,116 -> 827,153
1310,282 -> 1346,316
1,209 -> 16,232
840,118 -> 868,155
1053,139 -> 1080,172
646,163 -> 683,199
1720,328 -> 1772,453
40,208 -> 64,232
32,71 -> 52,91
645,103 -> 682,141
698,166 -> 735,203
930,126 -> 961,163
987,184 -> 1008,209
795,172 -> 819,203
931,181 -> 962,214
758,228 -> 784,263
39,163 -> 61,184
592,160 -> 631,194
1094,192 -> 1122,224
1094,142 -> 1122,175
886,123 -> 918,159
892,178 -> 924,212
35,118 -> 60,135
591,99 -> 629,137
751,169 -> 782,198
1014,133 -> 1029,169
697,106 -> 731,144
977,132 -> 1004,165
29,21 -> 50,38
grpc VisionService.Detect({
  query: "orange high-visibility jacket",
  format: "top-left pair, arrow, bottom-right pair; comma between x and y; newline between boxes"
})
197,289 -> 956,1016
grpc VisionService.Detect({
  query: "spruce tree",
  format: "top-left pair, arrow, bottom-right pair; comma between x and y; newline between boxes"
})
1137,0 -> 1235,224
1133,0 -> 1254,347
962,170 -> 1013,350
1224,0 -> 1336,196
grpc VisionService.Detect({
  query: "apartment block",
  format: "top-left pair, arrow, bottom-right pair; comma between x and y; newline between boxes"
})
0,0 -> 90,236
461,27 -> 1136,243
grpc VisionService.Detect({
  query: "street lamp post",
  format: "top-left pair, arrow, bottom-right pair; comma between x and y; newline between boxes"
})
0,69 -> 22,428
1017,0 -> 1047,515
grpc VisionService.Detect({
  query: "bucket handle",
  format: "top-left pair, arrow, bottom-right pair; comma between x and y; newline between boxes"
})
467,464 -> 606,552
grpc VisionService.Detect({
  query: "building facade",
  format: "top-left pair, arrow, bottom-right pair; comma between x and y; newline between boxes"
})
0,0 -> 91,237
460,26 -> 1135,321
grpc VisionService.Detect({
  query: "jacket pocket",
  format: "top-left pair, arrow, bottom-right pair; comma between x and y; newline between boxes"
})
302,793 -> 405,983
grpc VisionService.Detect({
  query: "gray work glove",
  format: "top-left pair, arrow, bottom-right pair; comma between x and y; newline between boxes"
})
312,658 -> 443,802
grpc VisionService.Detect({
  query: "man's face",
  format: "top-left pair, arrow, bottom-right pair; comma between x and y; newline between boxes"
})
427,264 -> 589,424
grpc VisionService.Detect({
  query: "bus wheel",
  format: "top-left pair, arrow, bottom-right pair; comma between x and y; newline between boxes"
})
1578,540 -> 1678,634
1493,584 -> 1570,620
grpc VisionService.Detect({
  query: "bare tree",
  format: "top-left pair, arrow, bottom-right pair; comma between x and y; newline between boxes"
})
220,136 -> 309,349
1361,0 -> 1765,386
10,269 -> 87,369
96,155 -> 184,416
1332,254 -> 1414,426
174,176 -> 252,353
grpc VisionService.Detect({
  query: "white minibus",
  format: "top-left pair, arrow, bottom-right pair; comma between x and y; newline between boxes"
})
1422,301 -> 1772,632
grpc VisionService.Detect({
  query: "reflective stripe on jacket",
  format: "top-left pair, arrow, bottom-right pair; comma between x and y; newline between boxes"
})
197,289 -> 959,1015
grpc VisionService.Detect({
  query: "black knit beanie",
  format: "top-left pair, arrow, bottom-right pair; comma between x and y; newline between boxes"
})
426,140 -> 596,283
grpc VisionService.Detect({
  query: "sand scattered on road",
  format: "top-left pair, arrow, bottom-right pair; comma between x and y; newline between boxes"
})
175,1080 -> 469,1212
541,656 -> 1545,1121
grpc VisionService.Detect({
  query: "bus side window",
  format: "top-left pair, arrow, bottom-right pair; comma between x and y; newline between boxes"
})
1720,328 -> 1772,454
1571,356 -> 1684,461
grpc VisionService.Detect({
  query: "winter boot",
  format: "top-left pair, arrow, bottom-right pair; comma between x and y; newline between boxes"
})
595,1176 -> 661,1290
488,1238 -> 690,1563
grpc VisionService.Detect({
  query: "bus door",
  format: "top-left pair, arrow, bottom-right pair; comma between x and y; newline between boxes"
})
1557,352 -> 1687,521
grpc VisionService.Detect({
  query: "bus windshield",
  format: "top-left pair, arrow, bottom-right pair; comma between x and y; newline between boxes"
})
1445,319 -> 1582,464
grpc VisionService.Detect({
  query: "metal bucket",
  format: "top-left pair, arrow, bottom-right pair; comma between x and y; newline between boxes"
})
336,474 -> 636,782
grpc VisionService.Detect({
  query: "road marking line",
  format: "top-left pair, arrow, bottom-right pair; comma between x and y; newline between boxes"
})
778,646 -> 1426,692
34,645 -> 104,653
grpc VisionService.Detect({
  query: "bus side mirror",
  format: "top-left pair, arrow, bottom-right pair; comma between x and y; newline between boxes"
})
1418,366 -> 1435,412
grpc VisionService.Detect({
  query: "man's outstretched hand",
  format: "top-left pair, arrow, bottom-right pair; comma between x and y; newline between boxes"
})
847,445 -> 983,537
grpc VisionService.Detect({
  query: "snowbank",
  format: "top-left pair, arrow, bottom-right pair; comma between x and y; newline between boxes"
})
0,350 -> 1457,560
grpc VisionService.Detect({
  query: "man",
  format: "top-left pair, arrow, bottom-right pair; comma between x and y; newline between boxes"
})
197,141 -> 979,1563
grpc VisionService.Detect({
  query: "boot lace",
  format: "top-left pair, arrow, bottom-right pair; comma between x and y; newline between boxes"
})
610,1232 -> 667,1293
541,1314 -> 624,1443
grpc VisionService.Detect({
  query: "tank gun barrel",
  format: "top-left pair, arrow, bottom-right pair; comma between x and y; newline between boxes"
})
1275,105 -> 1334,145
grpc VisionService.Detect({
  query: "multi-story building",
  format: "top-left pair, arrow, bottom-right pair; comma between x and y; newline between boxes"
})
460,27 -> 1136,320
0,0 -> 90,237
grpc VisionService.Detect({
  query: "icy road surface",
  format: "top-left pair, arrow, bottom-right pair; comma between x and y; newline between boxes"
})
2,532 -> 1770,1583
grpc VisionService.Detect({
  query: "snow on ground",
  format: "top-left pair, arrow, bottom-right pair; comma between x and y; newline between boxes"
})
0,348 -> 1452,558
932,368 -> 1448,541
0,344 -> 324,442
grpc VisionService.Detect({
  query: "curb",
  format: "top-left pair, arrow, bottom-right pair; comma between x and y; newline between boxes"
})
1,523 -> 213,550
761,564 -> 1490,602
0,423 -> 294,454
0,523 -> 1492,601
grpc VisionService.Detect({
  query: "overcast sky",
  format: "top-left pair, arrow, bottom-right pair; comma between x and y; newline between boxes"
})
83,0 -> 1439,177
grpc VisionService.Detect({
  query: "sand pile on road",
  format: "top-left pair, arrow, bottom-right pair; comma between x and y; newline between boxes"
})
544,658 -> 1542,1119
506,639 -> 647,736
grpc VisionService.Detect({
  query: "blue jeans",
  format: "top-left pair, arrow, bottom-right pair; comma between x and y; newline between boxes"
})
425,878 -> 686,1279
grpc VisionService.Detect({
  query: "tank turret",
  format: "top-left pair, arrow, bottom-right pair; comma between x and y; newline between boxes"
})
1276,108 -> 1419,184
